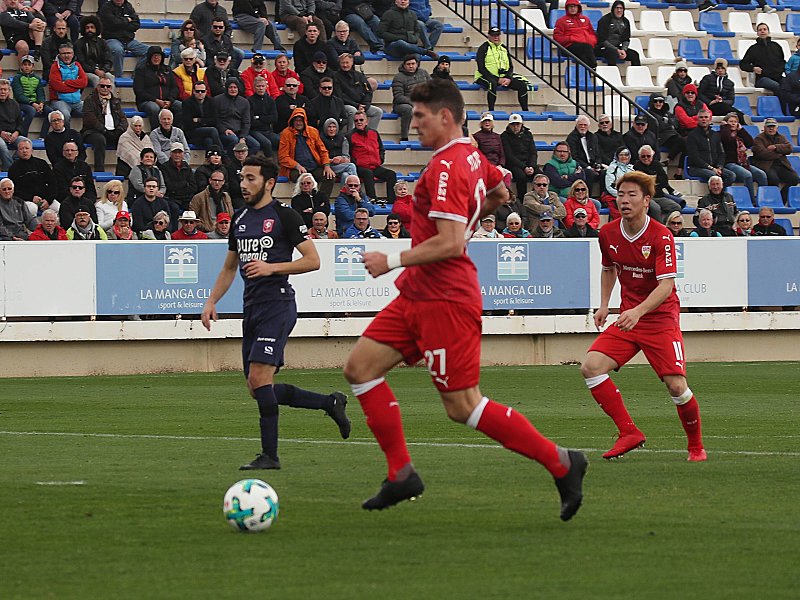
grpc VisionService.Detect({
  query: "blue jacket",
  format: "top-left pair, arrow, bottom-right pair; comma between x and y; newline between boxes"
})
409,0 -> 432,21
334,190 -> 376,235
344,224 -> 382,239
55,60 -> 81,103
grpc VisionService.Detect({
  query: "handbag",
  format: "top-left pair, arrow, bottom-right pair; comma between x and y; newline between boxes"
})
353,3 -> 374,20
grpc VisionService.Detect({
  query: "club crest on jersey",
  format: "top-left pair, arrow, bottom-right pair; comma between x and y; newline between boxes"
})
263,219 -> 274,233
641,245 -> 651,259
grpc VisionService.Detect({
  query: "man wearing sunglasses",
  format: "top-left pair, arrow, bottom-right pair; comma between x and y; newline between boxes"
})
80,76 -> 127,172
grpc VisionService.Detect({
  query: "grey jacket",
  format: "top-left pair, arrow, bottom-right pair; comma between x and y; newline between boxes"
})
0,196 -> 37,240
391,63 -> 430,107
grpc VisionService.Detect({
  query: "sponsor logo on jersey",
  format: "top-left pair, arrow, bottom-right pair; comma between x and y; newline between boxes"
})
609,244 -> 619,253
664,242 -> 673,268
436,170 -> 449,202
236,237 -> 274,262
641,245 -> 651,259
334,244 -> 366,281
163,245 -> 199,284
497,243 -> 529,281
263,219 -> 274,233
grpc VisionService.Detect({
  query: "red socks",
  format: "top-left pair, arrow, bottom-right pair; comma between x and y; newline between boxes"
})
588,376 -> 638,434
676,397 -> 704,451
354,380 -> 411,481
474,399 -> 568,478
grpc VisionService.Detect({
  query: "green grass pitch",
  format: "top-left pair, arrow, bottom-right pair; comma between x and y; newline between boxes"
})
0,363 -> 798,599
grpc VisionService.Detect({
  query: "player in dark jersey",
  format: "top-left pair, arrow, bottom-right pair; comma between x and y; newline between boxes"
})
581,171 -> 706,462
343,79 -> 587,520
201,154 -> 351,470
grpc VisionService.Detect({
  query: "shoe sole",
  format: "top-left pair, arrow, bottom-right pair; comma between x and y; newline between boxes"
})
602,437 -> 646,460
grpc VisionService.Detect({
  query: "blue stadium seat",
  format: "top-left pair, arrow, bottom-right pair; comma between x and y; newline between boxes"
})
733,96 -> 752,117
777,126 -> 800,151
526,36 -> 562,62
787,186 -> 800,209
788,155 -> 800,175
743,125 -> 760,139
757,186 -> 785,208
707,39 -> 737,65
490,7 -> 526,34
756,96 -> 794,123
678,39 -> 711,65
775,218 -> 795,235
549,9 -> 565,28
699,13 -> 733,37
584,10 -> 603,30
786,13 -> 800,35
726,186 -> 754,211
566,65 -> 601,90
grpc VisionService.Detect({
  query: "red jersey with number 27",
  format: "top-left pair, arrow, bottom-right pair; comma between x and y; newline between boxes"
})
394,138 -> 504,306
599,216 -> 680,325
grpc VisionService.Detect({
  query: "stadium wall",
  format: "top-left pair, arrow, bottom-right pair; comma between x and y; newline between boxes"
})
0,312 -> 798,377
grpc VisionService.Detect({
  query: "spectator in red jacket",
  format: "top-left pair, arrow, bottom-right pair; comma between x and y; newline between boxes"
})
674,83 -> 708,135
240,53 -> 279,97
347,110 -> 397,204
28,209 -> 68,240
553,0 -> 597,69
391,181 -> 413,233
270,53 -> 303,97
171,210 -> 209,240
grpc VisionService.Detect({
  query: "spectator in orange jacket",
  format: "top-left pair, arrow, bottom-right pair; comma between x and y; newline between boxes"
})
553,0 -> 597,69
278,107 -> 336,199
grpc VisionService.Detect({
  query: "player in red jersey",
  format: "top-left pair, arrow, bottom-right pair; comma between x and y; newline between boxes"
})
581,171 -> 706,462
343,79 -> 587,520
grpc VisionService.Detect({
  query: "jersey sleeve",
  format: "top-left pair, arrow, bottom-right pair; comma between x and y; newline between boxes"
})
426,155 -> 472,224
598,227 -> 614,269
277,203 -> 310,247
654,230 -> 678,280
228,207 -> 244,252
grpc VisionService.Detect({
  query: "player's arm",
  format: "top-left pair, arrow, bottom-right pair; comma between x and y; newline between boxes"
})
594,267 -> 618,329
201,250 -> 239,330
242,239 -> 320,278
615,277 -> 675,332
362,217 -> 465,278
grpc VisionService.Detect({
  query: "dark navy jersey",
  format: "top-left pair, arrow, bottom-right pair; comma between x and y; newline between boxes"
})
228,200 -> 309,307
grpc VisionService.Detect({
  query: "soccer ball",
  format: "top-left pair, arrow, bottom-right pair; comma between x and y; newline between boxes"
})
223,479 -> 279,532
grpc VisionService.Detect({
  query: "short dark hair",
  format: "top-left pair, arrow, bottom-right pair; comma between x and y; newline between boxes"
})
243,153 -> 278,182
319,76 -> 333,86
144,176 -> 160,186
70,175 -> 85,185
409,78 -> 464,125
140,148 -> 156,159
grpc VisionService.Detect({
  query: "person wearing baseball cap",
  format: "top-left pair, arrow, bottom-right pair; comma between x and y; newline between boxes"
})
553,0 -> 597,69
108,210 -> 136,240
752,117 -> 800,203
241,52 -> 279,98
473,111 -> 504,168
564,206 -> 598,238
697,57 -> 746,122
503,113 -> 538,200
646,93 -> 684,176
531,210 -> 565,238
472,213 -> 501,239
623,113 -> 658,160
475,24 -> 530,112
207,211 -> 232,239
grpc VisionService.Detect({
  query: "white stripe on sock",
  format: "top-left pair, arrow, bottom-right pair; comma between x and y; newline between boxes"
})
466,397 -> 490,430
350,377 -> 385,397
584,374 -> 609,389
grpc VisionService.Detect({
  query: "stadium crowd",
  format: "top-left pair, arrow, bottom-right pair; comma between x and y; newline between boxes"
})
0,0 -> 798,241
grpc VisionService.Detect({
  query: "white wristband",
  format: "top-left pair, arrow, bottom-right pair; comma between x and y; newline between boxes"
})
386,252 -> 403,271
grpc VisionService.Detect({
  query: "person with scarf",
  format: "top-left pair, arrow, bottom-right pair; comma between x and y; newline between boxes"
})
80,76 -> 127,172
665,61 -> 692,104
189,167 -> 233,232
28,209 -> 68,240
732,211 -> 753,236
107,209 -> 137,240
474,25 -> 529,112
602,147 -> 634,219
66,208 -> 108,240
502,211 -> 532,238
291,172 -> 330,228
115,116 -> 153,177
138,210 -> 172,240
674,83 -> 707,135
689,208 -> 723,237
719,112 -> 767,206
128,148 -> 167,203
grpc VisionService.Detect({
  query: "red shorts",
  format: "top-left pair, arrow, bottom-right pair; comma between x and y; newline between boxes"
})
362,295 -> 482,392
589,319 -> 687,379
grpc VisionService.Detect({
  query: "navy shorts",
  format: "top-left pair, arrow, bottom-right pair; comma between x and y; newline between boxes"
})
241,299 -> 297,377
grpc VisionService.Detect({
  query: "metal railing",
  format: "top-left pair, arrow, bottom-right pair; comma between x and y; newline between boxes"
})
439,0 -> 650,129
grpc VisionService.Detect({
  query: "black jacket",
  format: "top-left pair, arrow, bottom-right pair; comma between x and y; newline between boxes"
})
293,38 -> 338,77
300,66 -> 336,100
633,160 -> 677,200
76,17 -> 114,75
134,47 -> 180,104
53,159 -> 97,202
8,157 -> 55,203
740,37 -> 785,83
596,128 -> 624,165
161,160 -> 197,210
98,0 -> 141,44
595,3 -> 631,52
248,92 -> 278,132
181,96 -> 217,137
623,127 -> 658,159
334,68 -> 373,108
58,194 -> 98,229
306,93 -> 348,131
501,125 -> 538,170
698,72 -> 736,106
566,129 -> 601,169
687,126 -> 725,170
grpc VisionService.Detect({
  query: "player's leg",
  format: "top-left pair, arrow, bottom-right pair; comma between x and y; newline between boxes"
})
273,383 -> 351,439
581,331 -> 646,459
240,361 -> 282,470
441,386 -> 587,521
640,329 -> 706,461
663,375 -> 706,461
